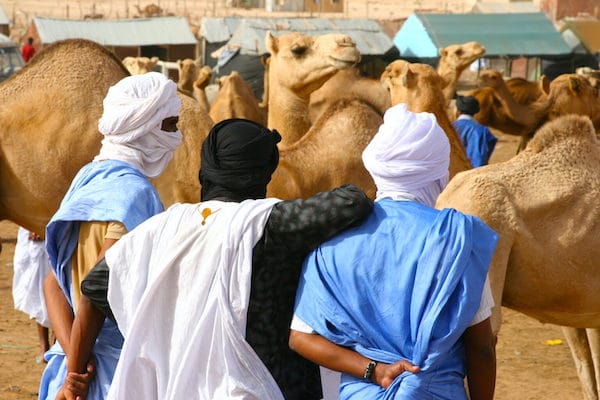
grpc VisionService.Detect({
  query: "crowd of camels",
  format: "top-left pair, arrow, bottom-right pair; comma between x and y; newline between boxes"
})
0,31 -> 599,399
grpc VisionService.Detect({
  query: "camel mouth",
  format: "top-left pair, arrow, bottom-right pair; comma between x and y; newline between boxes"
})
328,54 -> 360,69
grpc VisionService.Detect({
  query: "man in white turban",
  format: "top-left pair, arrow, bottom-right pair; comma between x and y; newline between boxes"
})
289,103 -> 499,400
40,72 -> 182,400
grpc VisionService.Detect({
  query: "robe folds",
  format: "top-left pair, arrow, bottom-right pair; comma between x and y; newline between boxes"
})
294,199 -> 498,399
105,199 -> 284,400
40,160 -> 163,400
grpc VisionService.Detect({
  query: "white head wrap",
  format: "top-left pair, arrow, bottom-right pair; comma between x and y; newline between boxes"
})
94,72 -> 182,178
362,103 -> 450,207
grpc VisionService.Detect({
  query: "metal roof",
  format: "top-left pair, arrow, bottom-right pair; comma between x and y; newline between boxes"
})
33,16 -> 197,46
560,18 -> 600,53
201,17 -> 394,56
394,12 -> 572,58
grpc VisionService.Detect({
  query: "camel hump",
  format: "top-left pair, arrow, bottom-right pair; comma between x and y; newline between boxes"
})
527,114 -> 596,153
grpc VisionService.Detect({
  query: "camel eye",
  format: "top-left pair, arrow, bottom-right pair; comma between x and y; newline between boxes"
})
454,49 -> 463,56
291,46 -> 306,56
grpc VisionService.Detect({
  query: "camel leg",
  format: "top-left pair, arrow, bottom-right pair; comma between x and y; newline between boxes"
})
562,327 -> 599,400
587,329 -> 600,398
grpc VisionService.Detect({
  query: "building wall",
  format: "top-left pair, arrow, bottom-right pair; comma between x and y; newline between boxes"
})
540,0 -> 599,22
305,0 -> 344,13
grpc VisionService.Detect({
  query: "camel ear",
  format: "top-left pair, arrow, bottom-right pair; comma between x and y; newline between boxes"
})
265,31 -> 278,54
150,56 -> 159,63
539,75 -> 550,95
401,64 -> 413,87
569,76 -> 581,94
439,48 -> 447,57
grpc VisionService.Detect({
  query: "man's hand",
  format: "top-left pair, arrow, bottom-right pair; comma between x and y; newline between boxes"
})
373,360 -> 420,389
56,360 -> 95,400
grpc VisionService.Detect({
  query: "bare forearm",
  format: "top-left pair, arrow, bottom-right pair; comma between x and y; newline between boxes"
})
44,273 -> 74,352
289,330 -> 373,379
67,296 -> 105,374
289,330 -> 420,388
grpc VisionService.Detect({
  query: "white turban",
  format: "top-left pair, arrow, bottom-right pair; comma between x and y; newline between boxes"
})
94,72 -> 182,178
362,103 -> 450,207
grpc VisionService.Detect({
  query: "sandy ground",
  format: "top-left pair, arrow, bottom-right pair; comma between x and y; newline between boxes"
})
0,131 -> 586,399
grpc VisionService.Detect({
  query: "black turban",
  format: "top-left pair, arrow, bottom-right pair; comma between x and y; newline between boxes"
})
199,118 -> 281,202
456,95 -> 480,115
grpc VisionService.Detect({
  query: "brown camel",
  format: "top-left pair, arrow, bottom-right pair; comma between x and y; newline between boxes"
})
264,31 -> 382,199
380,60 -> 472,178
209,71 -> 267,125
308,67 -> 390,124
121,56 -> 159,75
177,58 -> 199,98
0,39 -> 212,236
437,41 -> 486,101
544,73 -> 600,130
193,65 -> 213,112
436,115 -> 600,400
505,77 -> 546,105
464,69 -> 549,145
265,31 -> 380,148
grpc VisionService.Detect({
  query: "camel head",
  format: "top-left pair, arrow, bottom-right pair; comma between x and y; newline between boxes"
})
177,58 -> 199,87
265,31 -> 361,98
122,56 -> 159,75
438,41 -> 486,73
381,60 -> 445,109
477,69 -> 505,89
194,65 -> 213,90
546,74 -> 600,125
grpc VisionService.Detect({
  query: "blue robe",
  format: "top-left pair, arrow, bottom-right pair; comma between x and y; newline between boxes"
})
39,160 -> 164,400
453,117 -> 497,167
294,199 -> 498,399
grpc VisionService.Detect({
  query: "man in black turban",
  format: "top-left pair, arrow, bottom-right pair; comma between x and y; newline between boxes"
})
453,95 -> 497,167
72,119 -> 376,399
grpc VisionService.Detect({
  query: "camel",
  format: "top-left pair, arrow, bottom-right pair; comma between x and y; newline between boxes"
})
0,39 -> 212,237
264,31 -> 382,198
380,60 -> 472,178
308,67 -> 390,124
544,73 -> 600,131
265,31 -> 381,149
437,41 -> 486,101
209,71 -> 267,125
504,77 -> 546,105
134,3 -> 163,17
121,56 -> 159,75
193,65 -> 213,112
177,58 -> 199,98
436,114 -> 600,400
463,69 -> 550,150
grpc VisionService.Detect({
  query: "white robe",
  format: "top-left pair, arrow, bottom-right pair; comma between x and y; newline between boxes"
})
105,199 -> 283,400
12,227 -> 51,327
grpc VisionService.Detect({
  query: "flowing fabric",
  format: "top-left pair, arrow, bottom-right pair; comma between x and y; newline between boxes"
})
40,160 -> 163,400
12,227 -> 51,327
294,199 -> 498,399
105,199 -> 284,400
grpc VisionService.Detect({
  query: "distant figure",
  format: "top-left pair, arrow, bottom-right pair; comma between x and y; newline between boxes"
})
12,227 -> 51,363
21,37 -> 35,62
453,95 -> 497,167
